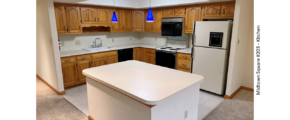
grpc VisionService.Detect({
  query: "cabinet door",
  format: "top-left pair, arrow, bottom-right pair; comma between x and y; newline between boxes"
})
163,9 -> 174,17
97,9 -> 111,25
66,6 -> 82,33
220,2 -> 235,18
153,9 -> 162,32
54,5 -> 67,34
133,47 -> 139,60
145,54 -> 155,64
77,60 -> 91,83
185,6 -> 202,33
111,9 -> 123,32
139,48 -> 145,62
133,10 -> 144,31
144,9 -> 154,32
203,4 -> 221,18
62,62 -> 78,87
80,7 -> 97,24
122,10 -> 132,31
106,56 -> 118,65
92,58 -> 106,67
174,7 -> 185,17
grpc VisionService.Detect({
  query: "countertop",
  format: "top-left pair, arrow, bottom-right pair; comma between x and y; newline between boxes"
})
83,60 -> 204,105
60,43 -> 192,57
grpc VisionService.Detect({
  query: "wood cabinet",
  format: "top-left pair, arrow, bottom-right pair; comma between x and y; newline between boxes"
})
66,6 -> 82,34
111,9 -> 123,32
80,7 -> 97,24
106,56 -> 118,64
76,55 -> 92,83
184,6 -> 202,33
54,5 -> 67,34
92,58 -> 106,67
202,2 -> 235,19
91,51 -> 118,66
144,48 -> 156,64
133,47 -> 144,61
220,2 -> 235,18
176,53 -> 191,73
162,7 -> 185,17
153,9 -> 162,32
97,8 -> 111,26
61,57 -> 78,87
133,10 -> 144,31
122,10 -> 132,31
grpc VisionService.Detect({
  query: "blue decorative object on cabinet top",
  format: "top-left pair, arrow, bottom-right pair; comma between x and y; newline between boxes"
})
111,11 -> 118,22
146,8 -> 154,22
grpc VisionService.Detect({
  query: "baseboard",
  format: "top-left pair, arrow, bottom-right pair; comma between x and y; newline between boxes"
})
88,115 -> 94,120
224,86 -> 254,99
36,74 -> 65,95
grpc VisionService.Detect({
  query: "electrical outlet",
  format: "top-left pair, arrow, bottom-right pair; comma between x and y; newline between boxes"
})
49,38 -> 52,44
112,38 -> 114,42
184,110 -> 187,119
76,40 -> 81,45
61,41 -> 65,46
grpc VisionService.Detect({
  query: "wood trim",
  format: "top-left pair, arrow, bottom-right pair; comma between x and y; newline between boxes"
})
87,76 -> 156,108
36,74 -> 66,95
224,86 -> 254,99
241,86 -> 254,92
64,82 -> 86,90
88,115 -> 94,120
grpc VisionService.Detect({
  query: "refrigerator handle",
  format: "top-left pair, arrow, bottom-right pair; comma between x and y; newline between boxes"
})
191,21 -> 196,73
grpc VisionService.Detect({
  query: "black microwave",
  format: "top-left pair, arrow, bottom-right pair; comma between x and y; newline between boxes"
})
161,18 -> 183,36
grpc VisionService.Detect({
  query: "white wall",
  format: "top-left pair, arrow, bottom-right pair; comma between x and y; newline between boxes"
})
59,32 -> 140,51
226,0 -> 253,96
37,0 -> 59,91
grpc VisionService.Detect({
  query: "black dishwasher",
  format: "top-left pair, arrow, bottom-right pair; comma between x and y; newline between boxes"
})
118,48 -> 133,62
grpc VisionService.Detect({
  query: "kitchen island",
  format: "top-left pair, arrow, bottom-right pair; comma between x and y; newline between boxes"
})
83,60 -> 204,120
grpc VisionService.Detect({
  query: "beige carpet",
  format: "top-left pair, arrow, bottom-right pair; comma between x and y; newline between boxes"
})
36,78 -> 87,120
204,89 -> 254,120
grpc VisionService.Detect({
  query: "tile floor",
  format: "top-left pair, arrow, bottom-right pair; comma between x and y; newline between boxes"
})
63,85 -> 224,120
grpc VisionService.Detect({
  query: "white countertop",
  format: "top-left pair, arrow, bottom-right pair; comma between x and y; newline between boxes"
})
83,60 -> 203,105
60,43 -> 192,57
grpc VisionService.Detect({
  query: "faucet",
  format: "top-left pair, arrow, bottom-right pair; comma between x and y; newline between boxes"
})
92,38 -> 102,48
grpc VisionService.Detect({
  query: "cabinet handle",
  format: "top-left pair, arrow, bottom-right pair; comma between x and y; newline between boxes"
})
65,60 -> 70,62
91,61 -> 93,67
75,64 -> 77,70
218,9 -> 220,14
81,57 -> 86,60
222,9 -> 225,14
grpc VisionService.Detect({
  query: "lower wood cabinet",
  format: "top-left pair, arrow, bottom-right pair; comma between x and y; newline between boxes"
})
133,47 -> 144,61
176,53 -> 192,73
134,47 -> 155,64
61,51 -> 118,89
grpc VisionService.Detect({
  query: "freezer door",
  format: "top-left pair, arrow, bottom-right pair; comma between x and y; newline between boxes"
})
191,47 -> 227,95
194,21 -> 232,49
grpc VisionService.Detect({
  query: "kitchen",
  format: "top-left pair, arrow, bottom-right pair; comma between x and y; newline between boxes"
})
36,0 -> 254,120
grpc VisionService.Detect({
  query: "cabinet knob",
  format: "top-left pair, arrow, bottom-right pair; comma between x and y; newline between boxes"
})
222,9 -> 225,14
65,60 -> 70,62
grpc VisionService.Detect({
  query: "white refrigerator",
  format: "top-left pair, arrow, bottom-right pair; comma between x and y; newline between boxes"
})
191,21 -> 233,95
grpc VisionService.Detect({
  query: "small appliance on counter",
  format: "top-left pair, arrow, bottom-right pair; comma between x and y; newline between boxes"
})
118,48 -> 133,62
191,21 -> 233,95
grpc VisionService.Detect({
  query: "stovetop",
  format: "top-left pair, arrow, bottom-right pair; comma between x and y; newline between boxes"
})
156,47 -> 186,52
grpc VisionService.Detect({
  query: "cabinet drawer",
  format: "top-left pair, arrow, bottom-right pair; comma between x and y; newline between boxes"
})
145,49 -> 156,55
61,56 -> 76,63
76,55 -> 91,61
177,53 -> 191,61
92,51 -> 117,59
177,59 -> 191,70
177,68 -> 191,73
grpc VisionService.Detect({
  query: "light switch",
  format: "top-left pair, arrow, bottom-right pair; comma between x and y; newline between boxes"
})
112,38 -> 114,42
76,40 -> 81,45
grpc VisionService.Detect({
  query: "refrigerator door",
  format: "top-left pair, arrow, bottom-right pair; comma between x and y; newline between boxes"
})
194,21 -> 232,49
191,47 -> 227,95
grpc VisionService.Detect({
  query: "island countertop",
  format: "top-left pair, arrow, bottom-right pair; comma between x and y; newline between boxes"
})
83,60 -> 203,105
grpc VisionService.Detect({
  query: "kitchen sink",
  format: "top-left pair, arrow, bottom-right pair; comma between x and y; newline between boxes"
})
83,47 -> 110,51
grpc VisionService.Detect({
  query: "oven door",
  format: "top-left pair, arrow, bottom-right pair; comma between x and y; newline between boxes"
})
161,22 -> 182,36
156,50 -> 176,69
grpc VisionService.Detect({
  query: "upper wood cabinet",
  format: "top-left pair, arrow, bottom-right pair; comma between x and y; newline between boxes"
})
54,5 -> 67,34
220,2 -> 235,18
66,6 -> 82,34
111,9 -> 123,32
153,9 -> 162,32
202,2 -> 235,19
144,10 -> 154,32
185,6 -> 202,33
97,9 -> 111,26
80,7 -> 97,24
162,7 -> 185,17
122,10 -> 132,31
133,10 -> 144,31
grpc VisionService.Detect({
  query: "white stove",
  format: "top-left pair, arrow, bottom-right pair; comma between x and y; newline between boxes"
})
155,46 -> 186,53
